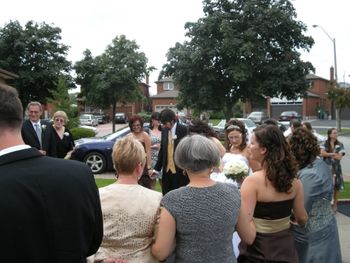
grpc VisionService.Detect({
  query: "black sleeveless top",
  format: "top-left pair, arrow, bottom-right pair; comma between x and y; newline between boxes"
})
254,199 -> 294,220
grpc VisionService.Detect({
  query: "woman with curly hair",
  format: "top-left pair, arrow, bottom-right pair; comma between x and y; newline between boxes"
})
238,124 -> 308,263
290,127 -> 341,263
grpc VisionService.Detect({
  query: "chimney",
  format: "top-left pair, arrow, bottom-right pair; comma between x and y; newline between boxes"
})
330,66 -> 334,82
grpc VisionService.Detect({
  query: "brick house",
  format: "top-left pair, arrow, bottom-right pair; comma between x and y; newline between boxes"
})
151,77 -> 190,117
247,69 -> 336,120
114,81 -> 151,118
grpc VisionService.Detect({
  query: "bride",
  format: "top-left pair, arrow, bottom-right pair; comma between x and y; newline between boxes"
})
210,119 -> 258,258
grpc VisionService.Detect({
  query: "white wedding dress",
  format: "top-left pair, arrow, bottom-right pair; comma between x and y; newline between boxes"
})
210,152 -> 250,258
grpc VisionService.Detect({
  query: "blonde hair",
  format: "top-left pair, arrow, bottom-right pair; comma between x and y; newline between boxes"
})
53,110 -> 69,123
112,136 -> 146,174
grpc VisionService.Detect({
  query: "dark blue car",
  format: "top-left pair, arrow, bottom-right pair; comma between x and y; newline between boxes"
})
70,124 -> 149,174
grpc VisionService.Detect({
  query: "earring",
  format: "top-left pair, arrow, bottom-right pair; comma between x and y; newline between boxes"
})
183,170 -> 187,176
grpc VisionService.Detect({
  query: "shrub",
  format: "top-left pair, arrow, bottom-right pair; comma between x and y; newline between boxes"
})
71,127 -> 96,140
138,111 -> 152,122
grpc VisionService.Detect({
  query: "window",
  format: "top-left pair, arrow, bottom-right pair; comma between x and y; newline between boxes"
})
163,82 -> 174,90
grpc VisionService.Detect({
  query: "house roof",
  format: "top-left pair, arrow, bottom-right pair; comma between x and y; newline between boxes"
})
339,82 -> 350,88
155,77 -> 174,83
151,90 -> 179,98
306,91 -> 320,98
306,74 -> 329,82
0,68 -> 18,80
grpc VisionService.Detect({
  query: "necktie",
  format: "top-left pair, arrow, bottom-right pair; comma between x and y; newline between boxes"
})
167,131 -> 176,173
34,123 -> 42,147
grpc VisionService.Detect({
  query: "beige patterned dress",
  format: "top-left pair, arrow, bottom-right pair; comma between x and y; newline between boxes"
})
94,184 -> 162,263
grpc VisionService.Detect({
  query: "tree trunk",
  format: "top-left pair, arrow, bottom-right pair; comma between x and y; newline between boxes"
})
336,108 -> 341,132
112,103 -> 116,133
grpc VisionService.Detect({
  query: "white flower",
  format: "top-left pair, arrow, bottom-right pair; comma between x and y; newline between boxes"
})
41,124 -> 47,130
223,160 -> 249,180
172,134 -> 177,140
64,132 -> 69,137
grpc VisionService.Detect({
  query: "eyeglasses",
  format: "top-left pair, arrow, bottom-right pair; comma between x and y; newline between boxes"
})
55,118 -> 64,123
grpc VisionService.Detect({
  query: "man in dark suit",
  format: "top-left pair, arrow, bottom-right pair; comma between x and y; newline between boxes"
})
21,101 -> 56,156
0,84 -> 103,262
154,109 -> 189,195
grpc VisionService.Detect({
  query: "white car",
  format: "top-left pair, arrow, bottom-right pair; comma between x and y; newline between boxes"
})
79,114 -> 99,126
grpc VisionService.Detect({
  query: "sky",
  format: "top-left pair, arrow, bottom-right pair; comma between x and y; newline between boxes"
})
1,0 -> 349,94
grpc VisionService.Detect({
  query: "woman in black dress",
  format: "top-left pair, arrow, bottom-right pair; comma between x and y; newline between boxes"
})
51,110 -> 75,159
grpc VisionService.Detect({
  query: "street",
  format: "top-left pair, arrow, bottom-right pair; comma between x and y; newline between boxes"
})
95,122 -> 128,137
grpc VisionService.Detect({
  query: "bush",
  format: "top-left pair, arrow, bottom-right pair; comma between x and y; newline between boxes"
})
138,111 -> 152,122
71,127 -> 96,140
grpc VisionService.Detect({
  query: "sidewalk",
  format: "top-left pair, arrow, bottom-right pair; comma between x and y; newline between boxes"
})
336,212 -> 350,263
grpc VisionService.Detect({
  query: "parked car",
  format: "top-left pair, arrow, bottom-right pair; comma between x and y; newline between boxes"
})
93,113 -> 110,124
212,118 -> 257,142
279,111 -> 302,122
79,114 -> 99,126
115,112 -> 128,123
71,124 -> 148,173
247,111 -> 269,124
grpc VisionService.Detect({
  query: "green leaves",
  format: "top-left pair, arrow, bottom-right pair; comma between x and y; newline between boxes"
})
74,35 -> 149,132
0,20 -> 71,107
162,0 -> 314,119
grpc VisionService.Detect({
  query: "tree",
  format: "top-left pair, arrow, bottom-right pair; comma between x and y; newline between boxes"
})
75,35 -> 148,132
160,0 -> 314,120
0,20 -> 71,107
48,75 -> 78,129
328,87 -> 350,131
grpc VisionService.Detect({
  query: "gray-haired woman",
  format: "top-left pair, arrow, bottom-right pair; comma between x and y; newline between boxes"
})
152,135 -> 255,263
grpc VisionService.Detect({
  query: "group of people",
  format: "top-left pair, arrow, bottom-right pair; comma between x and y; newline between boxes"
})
0,82 -> 344,263
95,111 -> 344,262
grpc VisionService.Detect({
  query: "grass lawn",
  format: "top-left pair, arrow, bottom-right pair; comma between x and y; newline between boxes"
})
96,179 -> 350,199
319,128 -> 350,136
340,182 -> 350,199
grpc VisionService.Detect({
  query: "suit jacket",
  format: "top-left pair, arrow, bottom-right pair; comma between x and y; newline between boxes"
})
0,148 -> 103,263
21,119 -> 57,157
154,123 -> 188,176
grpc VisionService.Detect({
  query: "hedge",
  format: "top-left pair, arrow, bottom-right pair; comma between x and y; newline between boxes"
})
71,127 -> 96,140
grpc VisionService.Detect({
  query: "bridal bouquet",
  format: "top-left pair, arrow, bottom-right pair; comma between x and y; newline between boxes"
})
223,160 -> 249,181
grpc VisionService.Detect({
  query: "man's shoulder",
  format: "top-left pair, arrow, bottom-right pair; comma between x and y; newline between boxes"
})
21,119 -> 31,129
177,123 -> 188,133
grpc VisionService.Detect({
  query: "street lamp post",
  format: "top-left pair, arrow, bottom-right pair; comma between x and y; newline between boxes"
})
313,24 -> 338,121
312,24 -> 338,83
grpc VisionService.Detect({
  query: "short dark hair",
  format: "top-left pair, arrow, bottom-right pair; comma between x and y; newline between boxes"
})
290,119 -> 301,129
150,112 -> 161,130
189,119 -> 217,138
0,84 -> 23,129
160,109 -> 176,124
